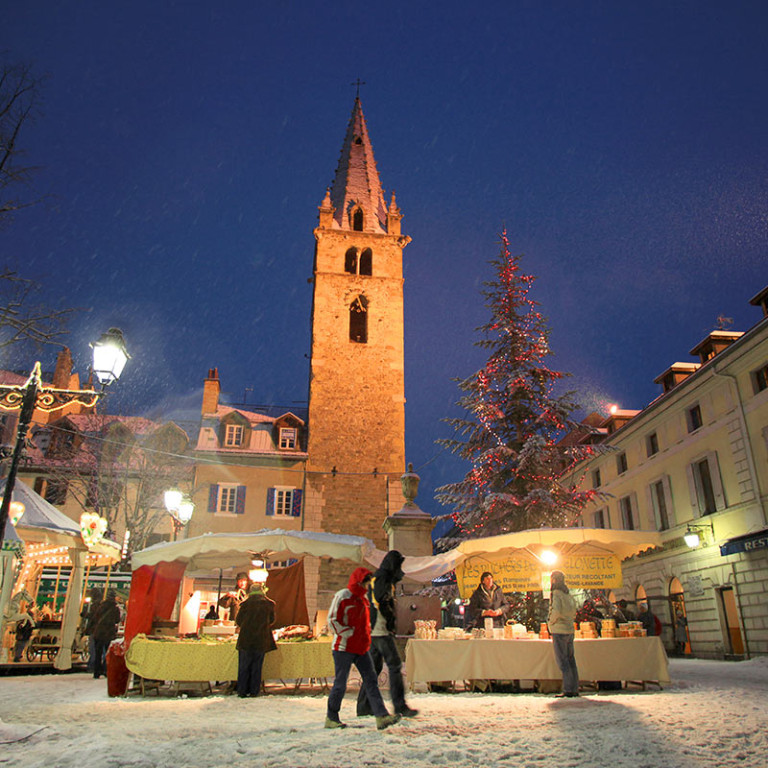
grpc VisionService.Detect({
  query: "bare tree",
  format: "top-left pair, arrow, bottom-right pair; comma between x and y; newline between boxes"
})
0,58 -> 43,223
0,269 -> 76,352
36,418 -> 194,565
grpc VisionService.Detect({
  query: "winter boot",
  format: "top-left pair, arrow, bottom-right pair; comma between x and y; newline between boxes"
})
375,713 -> 402,730
324,717 -> 347,729
397,706 -> 419,717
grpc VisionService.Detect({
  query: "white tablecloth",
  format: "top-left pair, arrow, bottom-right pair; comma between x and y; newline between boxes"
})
405,637 -> 669,684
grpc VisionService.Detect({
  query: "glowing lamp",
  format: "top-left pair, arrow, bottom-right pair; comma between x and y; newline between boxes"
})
684,522 -> 714,549
175,500 -> 194,525
540,549 -> 558,566
9,500 -> 25,526
91,327 -> 130,386
164,488 -> 183,512
609,404 -> 618,415
249,557 -> 268,584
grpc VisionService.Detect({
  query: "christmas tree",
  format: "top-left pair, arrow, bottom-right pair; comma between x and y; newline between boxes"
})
436,231 -> 599,547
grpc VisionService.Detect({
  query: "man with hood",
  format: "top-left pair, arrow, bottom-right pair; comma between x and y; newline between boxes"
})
325,567 -> 401,731
234,582 -> 277,697
548,570 -> 579,697
356,550 -> 418,718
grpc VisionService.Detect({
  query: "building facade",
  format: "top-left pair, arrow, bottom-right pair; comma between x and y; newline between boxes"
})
190,367 -> 308,542
565,287 -> 768,658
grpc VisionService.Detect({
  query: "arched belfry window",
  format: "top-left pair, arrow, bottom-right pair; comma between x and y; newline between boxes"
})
344,248 -> 357,274
352,208 -> 364,231
349,295 -> 368,343
359,248 -> 372,276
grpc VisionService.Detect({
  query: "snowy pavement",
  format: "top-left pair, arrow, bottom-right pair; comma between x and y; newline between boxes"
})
1,657 -> 766,768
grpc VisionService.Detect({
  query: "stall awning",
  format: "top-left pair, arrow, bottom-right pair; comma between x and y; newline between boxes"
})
719,529 -> 768,557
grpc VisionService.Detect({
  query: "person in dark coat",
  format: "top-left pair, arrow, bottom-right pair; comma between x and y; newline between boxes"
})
234,583 -> 277,697
92,589 -> 121,679
12,608 -> 35,662
637,603 -> 658,636
81,588 -> 102,673
467,571 -> 510,628
356,550 -> 418,718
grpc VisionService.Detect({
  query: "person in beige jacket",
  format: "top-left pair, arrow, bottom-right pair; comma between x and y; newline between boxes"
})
548,570 -> 579,697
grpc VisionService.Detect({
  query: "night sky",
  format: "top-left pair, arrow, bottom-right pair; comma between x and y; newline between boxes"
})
4,2 -> 767,521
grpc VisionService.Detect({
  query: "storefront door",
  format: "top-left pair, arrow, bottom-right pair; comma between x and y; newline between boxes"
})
716,586 -> 744,656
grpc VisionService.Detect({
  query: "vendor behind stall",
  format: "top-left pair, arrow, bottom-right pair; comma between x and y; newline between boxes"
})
467,571 -> 510,628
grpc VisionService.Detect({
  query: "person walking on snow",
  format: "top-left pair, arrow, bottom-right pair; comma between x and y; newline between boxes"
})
356,550 -> 418,719
325,567 -> 401,731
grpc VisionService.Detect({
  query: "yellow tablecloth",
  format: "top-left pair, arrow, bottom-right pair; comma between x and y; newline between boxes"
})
405,637 -> 669,684
125,637 -> 335,683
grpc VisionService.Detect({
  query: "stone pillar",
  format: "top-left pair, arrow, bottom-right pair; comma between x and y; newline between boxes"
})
382,465 -> 442,633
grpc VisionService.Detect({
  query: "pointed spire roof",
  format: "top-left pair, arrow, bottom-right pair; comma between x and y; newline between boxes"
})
329,97 -> 388,233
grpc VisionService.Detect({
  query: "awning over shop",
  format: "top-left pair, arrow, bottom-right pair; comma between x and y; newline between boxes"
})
719,528 -> 768,557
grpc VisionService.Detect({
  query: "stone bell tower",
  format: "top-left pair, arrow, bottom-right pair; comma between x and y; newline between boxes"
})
305,97 -> 411,602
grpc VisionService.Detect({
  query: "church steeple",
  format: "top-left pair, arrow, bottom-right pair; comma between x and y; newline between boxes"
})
328,97 -> 388,233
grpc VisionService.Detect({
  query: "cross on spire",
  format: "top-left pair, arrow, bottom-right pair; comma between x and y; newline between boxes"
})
351,78 -> 366,98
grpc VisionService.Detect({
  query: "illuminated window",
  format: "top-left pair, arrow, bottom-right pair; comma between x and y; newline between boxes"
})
349,295 -> 368,343
279,427 -> 297,449
224,424 -> 244,447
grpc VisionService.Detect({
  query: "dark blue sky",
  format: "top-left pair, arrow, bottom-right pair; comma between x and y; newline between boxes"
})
5,2 -> 767,519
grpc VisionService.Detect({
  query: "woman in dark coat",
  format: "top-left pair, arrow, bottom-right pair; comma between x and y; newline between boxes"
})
234,583 -> 277,697
92,590 -> 121,679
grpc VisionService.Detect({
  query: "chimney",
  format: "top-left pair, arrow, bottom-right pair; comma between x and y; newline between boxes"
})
53,347 -> 73,389
689,331 -> 744,365
654,362 -> 701,394
601,409 -> 640,435
749,285 -> 768,318
202,367 -> 220,415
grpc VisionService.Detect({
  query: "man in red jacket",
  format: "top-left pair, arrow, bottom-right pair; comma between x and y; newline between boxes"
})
325,567 -> 401,730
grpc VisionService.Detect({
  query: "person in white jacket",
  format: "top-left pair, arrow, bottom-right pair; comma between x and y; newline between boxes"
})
548,570 -> 579,697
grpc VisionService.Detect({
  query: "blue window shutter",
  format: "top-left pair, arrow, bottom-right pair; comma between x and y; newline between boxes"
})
235,485 -> 246,515
266,488 -> 275,516
291,489 -> 302,517
208,484 -> 218,513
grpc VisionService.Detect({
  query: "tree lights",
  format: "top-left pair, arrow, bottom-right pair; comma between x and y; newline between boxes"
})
437,232 -> 600,544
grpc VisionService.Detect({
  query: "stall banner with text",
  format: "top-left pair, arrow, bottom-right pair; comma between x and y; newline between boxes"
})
457,551 -> 623,598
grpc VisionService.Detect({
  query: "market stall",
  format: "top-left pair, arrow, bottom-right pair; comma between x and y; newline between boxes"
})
125,634 -> 336,692
405,636 -> 669,688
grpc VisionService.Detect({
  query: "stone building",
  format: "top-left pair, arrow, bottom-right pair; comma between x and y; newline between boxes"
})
563,286 -> 768,658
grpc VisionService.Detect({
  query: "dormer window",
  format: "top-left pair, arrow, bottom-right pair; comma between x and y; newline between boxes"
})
279,427 -> 297,450
224,424 -> 244,447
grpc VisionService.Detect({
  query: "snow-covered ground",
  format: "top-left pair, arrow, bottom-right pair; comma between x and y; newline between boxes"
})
1,657 -> 766,768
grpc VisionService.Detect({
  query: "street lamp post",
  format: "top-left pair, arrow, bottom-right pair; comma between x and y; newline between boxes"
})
164,488 -> 194,540
0,328 -> 130,547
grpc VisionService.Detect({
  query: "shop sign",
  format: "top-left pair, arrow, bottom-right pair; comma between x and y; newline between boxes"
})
456,551 -> 623,598
720,529 -> 768,557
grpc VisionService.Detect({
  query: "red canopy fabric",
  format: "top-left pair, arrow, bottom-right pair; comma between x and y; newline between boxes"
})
124,560 -> 187,646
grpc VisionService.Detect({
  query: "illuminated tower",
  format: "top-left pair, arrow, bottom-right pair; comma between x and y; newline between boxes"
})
305,97 -> 411,600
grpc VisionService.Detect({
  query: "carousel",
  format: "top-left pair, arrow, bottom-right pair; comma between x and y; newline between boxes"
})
0,479 -> 121,669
